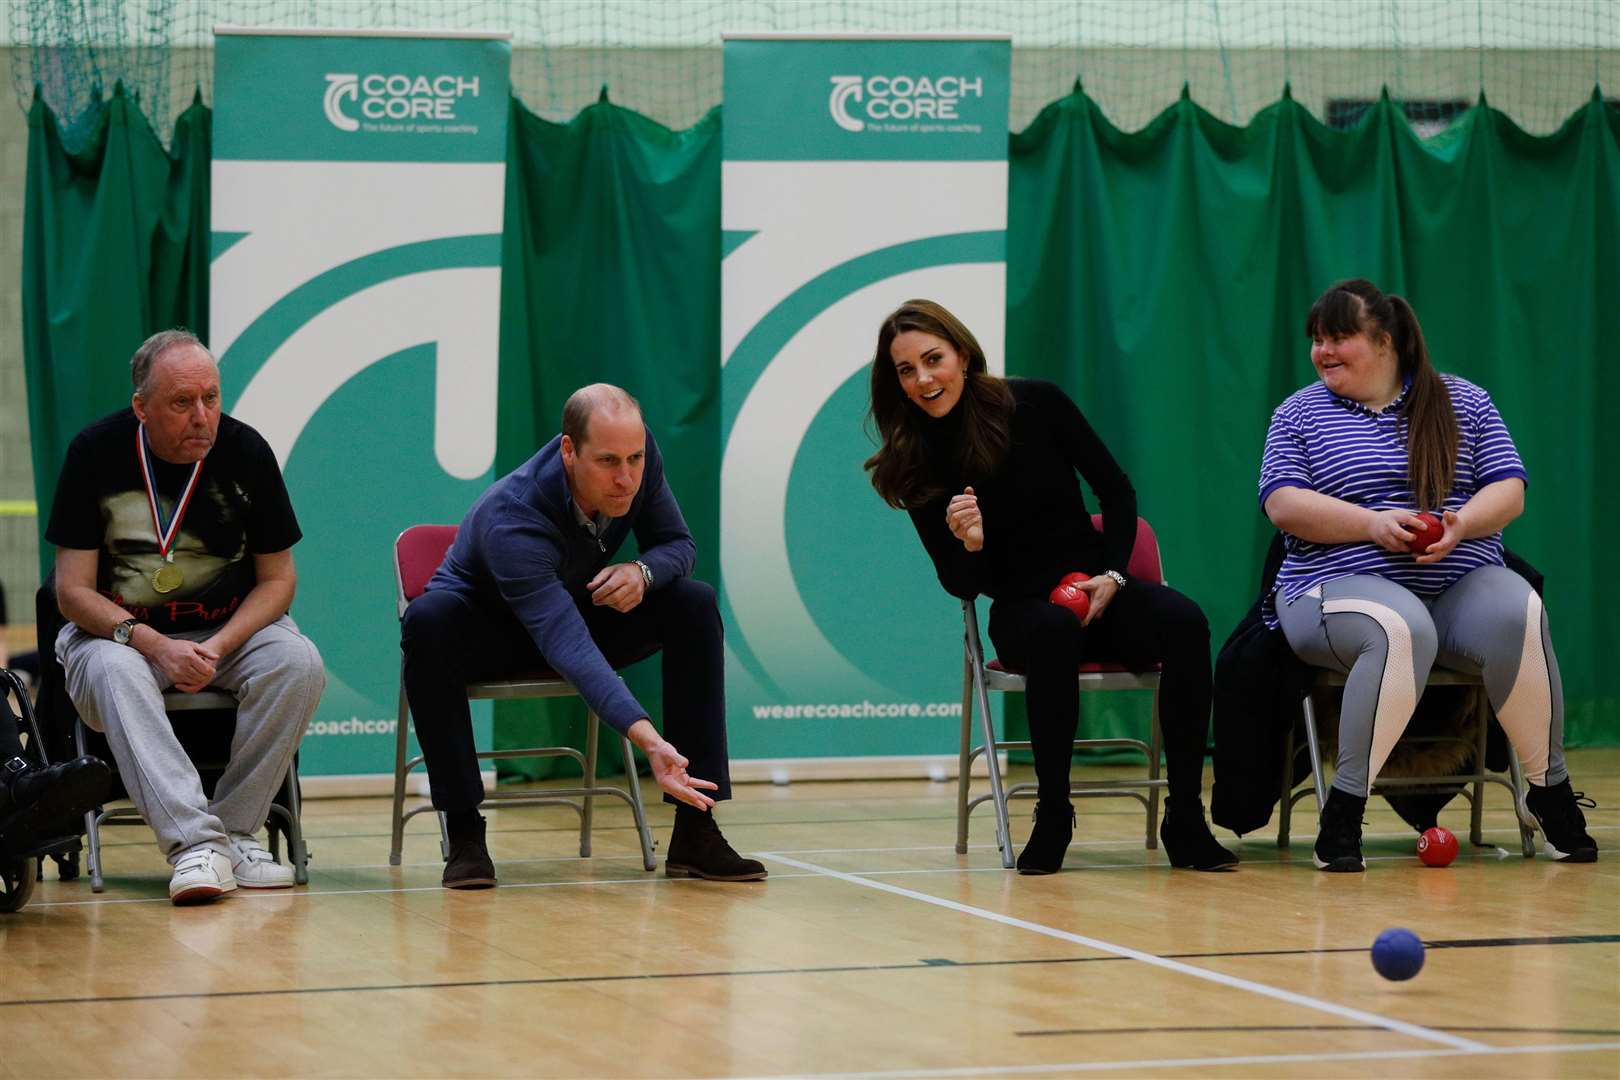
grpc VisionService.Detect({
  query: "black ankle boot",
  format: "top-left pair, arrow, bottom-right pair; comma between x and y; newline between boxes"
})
1525,779 -> 1599,863
1314,788 -> 1367,872
1160,797 -> 1239,871
666,808 -> 767,881
1016,801 -> 1074,875
442,811 -> 496,889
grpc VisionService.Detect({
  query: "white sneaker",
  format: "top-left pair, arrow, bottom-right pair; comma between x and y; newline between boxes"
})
229,832 -> 295,889
169,846 -> 237,905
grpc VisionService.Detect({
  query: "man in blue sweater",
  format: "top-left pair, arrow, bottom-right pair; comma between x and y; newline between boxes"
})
402,384 -> 765,888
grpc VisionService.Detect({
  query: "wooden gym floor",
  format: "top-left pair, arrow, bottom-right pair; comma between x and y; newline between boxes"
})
2,749 -> 1617,1079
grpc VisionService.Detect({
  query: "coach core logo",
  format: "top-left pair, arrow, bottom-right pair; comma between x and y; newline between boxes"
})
323,72 -> 483,130
829,76 -> 865,132
324,74 -> 360,131
828,74 -> 984,131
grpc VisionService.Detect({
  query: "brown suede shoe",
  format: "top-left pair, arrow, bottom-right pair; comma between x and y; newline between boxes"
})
665,809 -> 767,881
442,813 -> 497,889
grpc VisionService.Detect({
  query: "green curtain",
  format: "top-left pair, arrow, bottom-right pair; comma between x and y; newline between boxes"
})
21,85 -> 211,578
1006,87 -> 1620,748
493,97 -> 723,779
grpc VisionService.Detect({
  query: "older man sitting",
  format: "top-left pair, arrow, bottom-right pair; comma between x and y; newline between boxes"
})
48,329 -> 324,904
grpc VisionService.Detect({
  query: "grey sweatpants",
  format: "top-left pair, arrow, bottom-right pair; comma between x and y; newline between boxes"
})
57,616 -> 324,863
1278,565 -> 1565,797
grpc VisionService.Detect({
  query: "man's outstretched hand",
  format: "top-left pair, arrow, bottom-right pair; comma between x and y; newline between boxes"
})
628,718 -> 717,810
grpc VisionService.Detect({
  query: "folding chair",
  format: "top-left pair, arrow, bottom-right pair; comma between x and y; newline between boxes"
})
388,525 -> 656,871
1277,668 -> 1537,857
75,689 -> 310,893
958,515 -> 1168,869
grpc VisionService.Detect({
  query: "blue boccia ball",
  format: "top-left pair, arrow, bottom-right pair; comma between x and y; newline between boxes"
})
1371,928 -> 1425,981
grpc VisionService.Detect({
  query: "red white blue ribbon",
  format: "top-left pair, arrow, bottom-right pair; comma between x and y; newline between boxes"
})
136,423 -> 203,560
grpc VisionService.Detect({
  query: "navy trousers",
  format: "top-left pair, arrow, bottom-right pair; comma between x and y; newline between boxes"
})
401,577 -> 731,813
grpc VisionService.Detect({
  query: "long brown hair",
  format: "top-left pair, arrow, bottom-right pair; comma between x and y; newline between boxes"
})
1305,279 -> 1458,510
864,299 -> 1014,508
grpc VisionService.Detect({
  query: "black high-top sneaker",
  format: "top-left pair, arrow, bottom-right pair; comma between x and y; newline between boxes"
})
441,811 -> 497,889
1313,787 -> 1367,872
1016,800 -> 1075,875
1525,779 -> 1599,863
666,807 -> 767,880
1160,797 -> 1240,871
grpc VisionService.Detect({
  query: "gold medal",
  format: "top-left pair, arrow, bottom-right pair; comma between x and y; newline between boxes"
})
136,423 -> 202,598
152,562 -> 184,593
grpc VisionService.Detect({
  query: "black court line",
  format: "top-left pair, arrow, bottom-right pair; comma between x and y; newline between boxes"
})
1017,1024 -> 1620,1038
3,933 -> 1614,1011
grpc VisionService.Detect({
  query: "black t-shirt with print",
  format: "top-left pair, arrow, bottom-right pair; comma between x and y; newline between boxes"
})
45,408 -> 302,634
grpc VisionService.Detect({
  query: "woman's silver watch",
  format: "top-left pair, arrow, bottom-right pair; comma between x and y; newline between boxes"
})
1102,570 -> 1128,589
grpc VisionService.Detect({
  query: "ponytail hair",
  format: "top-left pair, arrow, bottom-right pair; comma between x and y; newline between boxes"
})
1306,279 -> 1458,509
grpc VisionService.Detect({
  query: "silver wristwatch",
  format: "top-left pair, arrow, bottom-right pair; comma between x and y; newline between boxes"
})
113,618 -> 139,645
1102,570 -> 1128,589
634,560 -> 654,588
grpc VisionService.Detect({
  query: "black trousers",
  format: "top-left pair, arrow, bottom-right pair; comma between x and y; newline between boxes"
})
400,577 -> 731,813
988,580 -> 1212,806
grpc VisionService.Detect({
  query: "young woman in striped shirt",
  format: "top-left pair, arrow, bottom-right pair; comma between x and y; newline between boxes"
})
1260,278 -> 1596,870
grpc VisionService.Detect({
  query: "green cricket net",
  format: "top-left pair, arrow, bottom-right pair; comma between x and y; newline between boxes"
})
8,0 -> 1618,146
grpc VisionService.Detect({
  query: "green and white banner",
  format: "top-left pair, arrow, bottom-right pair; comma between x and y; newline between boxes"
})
721,35 -> 1010,772
212,29 -> 511,783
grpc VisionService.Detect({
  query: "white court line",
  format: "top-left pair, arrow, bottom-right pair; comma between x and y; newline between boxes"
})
749,1040 -> 1620,1079
761,853 -> 1487,1052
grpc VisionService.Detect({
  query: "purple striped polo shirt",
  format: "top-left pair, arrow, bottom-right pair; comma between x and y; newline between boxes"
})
1257,374 -> 1528,627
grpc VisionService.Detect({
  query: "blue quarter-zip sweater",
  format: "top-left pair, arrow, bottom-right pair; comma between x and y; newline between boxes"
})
425,428 -> 696,733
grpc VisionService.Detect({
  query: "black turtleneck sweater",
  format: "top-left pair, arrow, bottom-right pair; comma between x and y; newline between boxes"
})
907,378 -> 1138,601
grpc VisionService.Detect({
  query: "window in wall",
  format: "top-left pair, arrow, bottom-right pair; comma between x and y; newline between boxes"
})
1326,97 -> 1471,138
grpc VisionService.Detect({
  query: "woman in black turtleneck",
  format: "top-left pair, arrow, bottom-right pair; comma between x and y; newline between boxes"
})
865,299 -> 1236,873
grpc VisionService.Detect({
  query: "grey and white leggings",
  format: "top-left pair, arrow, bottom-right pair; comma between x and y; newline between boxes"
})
1277,565 -> 1564,797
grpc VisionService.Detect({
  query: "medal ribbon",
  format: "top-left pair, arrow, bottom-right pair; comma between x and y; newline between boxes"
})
136,423 -> 203,560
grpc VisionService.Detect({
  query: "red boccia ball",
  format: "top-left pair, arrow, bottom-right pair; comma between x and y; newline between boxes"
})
1417,826 -> 1459,867
1049,572 -> 1090,622
1407,513 -> 1444,554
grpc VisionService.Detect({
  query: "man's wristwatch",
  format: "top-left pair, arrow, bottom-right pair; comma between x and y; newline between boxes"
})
1102,570 -> 1128,589
634,560 -> 654,589
112,618 -> 139,646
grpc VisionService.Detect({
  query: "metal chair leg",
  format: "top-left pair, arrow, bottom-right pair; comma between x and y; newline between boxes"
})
389,668 -> 411,867
1145,687 -> 1162,850
436,810 -> 451,862
74,721 -> 107,893
284,758 -> 308,885
1301,694 -> 1328,809
1508,746 -> 1536,858
1278,719 -> 1296,848
973,664 -> 1013,869
955,651 -> 974,855
581,712 -> 600,859
620,734 -> 656,871
1469,718 -> 1488,847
